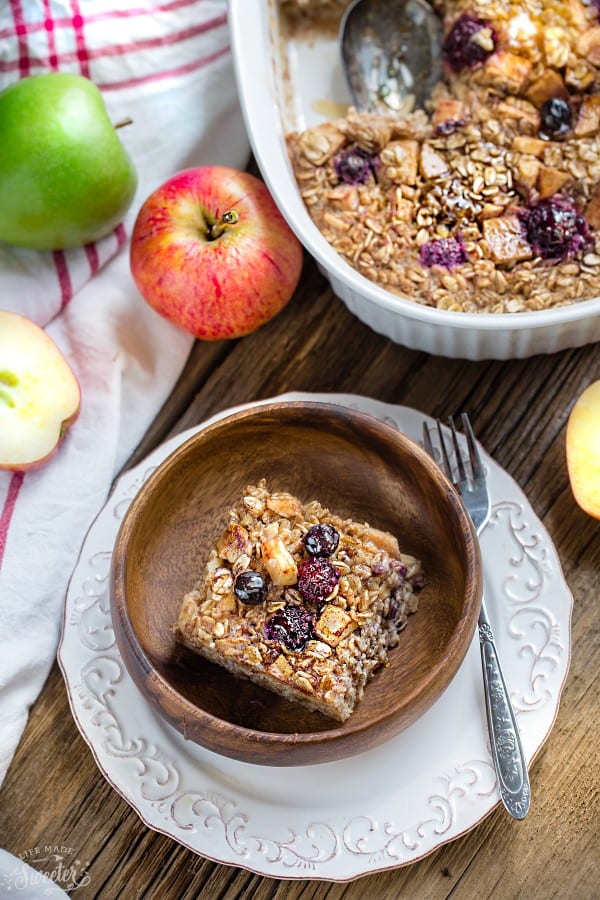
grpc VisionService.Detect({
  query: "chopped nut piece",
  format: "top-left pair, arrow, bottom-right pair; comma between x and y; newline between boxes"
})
525,71 -> 569,107
391,191 -> 414,222
261,535 -> 298,585
419,144 -> 450,180
482,215 -> 533,264
270,654 -> 294,680
315,605 -> 356,647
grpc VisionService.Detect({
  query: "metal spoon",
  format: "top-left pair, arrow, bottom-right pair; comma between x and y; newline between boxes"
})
340,0 -> 443,114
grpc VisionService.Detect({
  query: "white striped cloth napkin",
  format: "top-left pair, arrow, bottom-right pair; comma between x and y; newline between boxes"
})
0,0 -> 250,817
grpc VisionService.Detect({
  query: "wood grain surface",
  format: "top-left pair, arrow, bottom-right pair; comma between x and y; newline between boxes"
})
0,244 -> 598,899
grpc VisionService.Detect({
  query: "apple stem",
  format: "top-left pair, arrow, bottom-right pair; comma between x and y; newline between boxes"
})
208,209 -> 239,241
113,117 -> 133,130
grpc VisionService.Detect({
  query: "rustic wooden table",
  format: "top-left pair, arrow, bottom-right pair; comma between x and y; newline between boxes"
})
0,250 -> 598,899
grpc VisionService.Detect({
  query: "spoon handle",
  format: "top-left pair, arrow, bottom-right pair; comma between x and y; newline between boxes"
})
478,598 -> 531,820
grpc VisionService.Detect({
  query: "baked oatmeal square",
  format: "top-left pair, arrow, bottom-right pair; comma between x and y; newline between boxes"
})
174,480 -> 423,722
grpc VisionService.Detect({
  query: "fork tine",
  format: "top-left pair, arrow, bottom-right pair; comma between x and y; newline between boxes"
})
461,413 -> 483,479
435,419 -> 454,482
448,416 -> 468,482
422,422 -> 435,459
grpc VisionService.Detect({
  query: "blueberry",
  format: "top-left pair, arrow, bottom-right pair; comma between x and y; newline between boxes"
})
442,14 -> 497,72
297,558 -> 340,605
540,97 -> 572,138
521,198 -> 591,261
419,235 -> 467,269
233,570 -> 267,605
303,524 -> 340,558
264,604 -> 315,651
334,147 -> 376,185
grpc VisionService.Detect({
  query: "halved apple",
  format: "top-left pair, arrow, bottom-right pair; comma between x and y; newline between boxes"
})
0,311 -> 80,471
566,380 -> 600,519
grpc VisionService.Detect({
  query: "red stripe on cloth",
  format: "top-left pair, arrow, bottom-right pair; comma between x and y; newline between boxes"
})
0,0 -> 202,39
70,0 -> 91,79
53,250 -> 73,310
42,0 -> 59,69
0,14 -> 227,74
115,223 -> 127,249
85,243 -> 100,276
0,473 -> 25,573
99,44 -> 230,91
8,0 -> 30,77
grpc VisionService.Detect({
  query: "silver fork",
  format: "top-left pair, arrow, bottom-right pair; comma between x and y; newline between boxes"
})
423,414 -> 531,820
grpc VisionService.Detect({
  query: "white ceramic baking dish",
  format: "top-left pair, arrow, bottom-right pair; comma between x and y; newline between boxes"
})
229,0 -> 600,359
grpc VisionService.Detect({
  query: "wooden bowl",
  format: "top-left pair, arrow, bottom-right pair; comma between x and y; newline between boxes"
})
110,401 -> 481,766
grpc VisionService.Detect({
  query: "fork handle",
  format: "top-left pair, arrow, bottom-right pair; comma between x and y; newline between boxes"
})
478,600 -> 531,820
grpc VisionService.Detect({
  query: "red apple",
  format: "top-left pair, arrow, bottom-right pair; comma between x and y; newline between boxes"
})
0,311 -> 80,471
129,166 -> 304,340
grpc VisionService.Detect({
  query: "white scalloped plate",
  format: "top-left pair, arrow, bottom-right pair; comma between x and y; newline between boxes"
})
58,394 -> 572,881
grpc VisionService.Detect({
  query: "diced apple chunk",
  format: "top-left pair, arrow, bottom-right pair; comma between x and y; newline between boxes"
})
512,136 -> 547,158
576,27 -> 600,66
482,214 -> 533,264
419,144 -> 450,180
574,96 -> 600,138
525,71 -> 569,106
482,53 -> 532,94
537,166 -> 571,199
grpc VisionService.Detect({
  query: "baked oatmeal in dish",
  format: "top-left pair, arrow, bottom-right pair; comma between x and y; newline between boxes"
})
283,0 -> 600,313
175,480 -> 423,722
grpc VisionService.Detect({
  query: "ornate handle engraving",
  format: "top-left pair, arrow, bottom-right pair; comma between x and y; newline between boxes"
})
479,600 -> 531,820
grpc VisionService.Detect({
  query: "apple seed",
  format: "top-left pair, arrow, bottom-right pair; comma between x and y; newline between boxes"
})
0,370 -> 18,407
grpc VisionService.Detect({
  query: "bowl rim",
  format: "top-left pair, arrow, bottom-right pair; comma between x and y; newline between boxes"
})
229,0 -> 600,333
110,400 -> 483,755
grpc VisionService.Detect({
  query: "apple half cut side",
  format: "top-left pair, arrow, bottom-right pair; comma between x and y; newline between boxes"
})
0,311 -> 81,471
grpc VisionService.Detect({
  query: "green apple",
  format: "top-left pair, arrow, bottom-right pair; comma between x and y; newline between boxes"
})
0,72 -> 137,250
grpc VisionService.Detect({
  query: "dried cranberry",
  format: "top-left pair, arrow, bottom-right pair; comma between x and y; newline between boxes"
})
264,604 -> 314,651
334,147 -> 376,185
442,14 -> 496,72
540,97 -> 572,138
297,558 -> 340,604
419,235 -> 467,269
520,198 -> 591,261
593,0 -> 600,21
234,571 -> 267,605
303,524 -> 340,558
